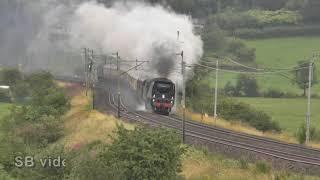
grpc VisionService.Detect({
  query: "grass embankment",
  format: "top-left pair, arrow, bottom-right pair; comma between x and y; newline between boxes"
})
183,108 -> 320,149
56,81 -> 134,150
183,147 -> 320,180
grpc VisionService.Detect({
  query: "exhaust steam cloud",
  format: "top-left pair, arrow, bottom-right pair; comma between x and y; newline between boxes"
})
0,0 -> 203,82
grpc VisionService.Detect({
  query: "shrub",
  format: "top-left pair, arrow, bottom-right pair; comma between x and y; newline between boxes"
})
20,143 -> 68,179
219,99 -> 281,132
235,74 -> 260,97
285,0 -> 305,10
235,25 -> 320,39
212,9 -> 301,31
302,0 -> 320,23
263,89 -> 285,98
0,68 -> 22,86
0,164 -> 15,180
227,39 -> 256,62
255,0 -> 288,10
69,126 -> 185,180
212,10 -> 258,30
224,81 -> 237,97
0,89 -> 11,103
10,81 -> 30,102
67,141 -> 125,180
255,161 -> 271,174
239,157 -> 249,169
13,116 -> 63,147
202,24 -> 227,51
97,125 -> 185,180
245,10 -> 302,27
295,123 -> 320,144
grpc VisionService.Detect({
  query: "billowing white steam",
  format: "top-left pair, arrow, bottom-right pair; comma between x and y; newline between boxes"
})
69,1 -> 203,81
0,0 -> 203,82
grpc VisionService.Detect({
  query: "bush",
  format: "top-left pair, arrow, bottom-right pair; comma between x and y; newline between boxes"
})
302,0 -> 320,23
263,89 -> 285,98
239,157 -> 249,169
202,24 -> 227,52
212,9 -> 301,31
98,125 -> 185,180
212,10 -> 258,30
0,164 -> 15,180
0,89 -> 11,103
15,143 -> 68,179
219,98 -> 281,132
285,0 -> 305,10
0,68 -> 22,86
224,81 -> 237,97
70,126 -> 185,180
245,10 -> 302,27
255,0 -> 288,10
235,74 -> 260,97
16,116 -> 63,147
227,39 -> 256,62
255,161 -> 271,174
67,141 -> 125,180
235,25 -> 320,39
295,123 -> 320,144
10,81 -> 30,102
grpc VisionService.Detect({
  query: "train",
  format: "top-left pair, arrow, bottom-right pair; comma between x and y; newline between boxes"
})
138,78 -> 175,115
100,66 -> 175,115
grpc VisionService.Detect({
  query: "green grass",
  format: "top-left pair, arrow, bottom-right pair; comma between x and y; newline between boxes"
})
0,103 -> 11,119
245,36 -> 320,94
245,37 -> 320,68
234,97 -> 320,134
202,36 -> 320,94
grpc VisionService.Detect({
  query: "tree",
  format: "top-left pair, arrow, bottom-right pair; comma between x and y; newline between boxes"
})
302,0 -> 320,22
96,125 -> 185,180
227,39 -> 256,62
285,0 -> 305,10
202,24 -> 227,52
0,68 -> 22,86
224,81 -> 237,96
235,74 -> 259,97
254,0 -> 288,10
294,61 -> 317,96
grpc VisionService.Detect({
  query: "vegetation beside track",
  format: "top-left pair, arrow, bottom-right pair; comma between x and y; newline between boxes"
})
0,103 -> 11,119
235,97 -> 320,133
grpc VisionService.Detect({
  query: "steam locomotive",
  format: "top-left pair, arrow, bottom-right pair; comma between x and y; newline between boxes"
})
138,78 -> 175,115
101,66 -> 175,115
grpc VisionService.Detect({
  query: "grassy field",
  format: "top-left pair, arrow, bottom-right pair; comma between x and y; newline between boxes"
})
203,36 -> 320,94
235,97 -> 320,134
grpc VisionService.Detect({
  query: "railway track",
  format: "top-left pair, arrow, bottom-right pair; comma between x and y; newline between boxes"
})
96,82 -> 320,175
58,77 -> 320,175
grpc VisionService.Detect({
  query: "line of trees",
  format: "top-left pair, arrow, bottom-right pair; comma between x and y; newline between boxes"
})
96,0 -> 318,20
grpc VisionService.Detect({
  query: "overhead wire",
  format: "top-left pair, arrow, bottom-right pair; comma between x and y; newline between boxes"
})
190,63 -> 310,75
200,57 -> 311,72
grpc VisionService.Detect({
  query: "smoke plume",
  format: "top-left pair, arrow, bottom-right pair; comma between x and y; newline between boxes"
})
0,0 -> 203,81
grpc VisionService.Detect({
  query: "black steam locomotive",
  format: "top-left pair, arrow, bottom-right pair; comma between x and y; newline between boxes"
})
101,66 -> 175,115
138,78 -> 175,115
